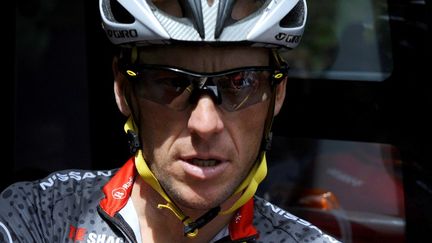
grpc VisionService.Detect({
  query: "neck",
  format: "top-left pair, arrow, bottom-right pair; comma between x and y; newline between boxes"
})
131,176 -> 235,243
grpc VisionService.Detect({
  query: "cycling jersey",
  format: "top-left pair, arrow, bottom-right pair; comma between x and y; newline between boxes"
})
0,158 -> 340,243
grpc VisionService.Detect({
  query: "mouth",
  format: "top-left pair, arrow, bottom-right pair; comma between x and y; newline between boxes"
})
181,157 -> 229,180
188,159 -> 221,167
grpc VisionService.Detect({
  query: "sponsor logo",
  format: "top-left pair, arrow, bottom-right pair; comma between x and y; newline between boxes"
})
39,171 -> 113,190
106,29 -> 138,39
68,225 -> 87,242
68,225 -> 124,243
264,201 -> 341,242
87,233 -> 124,243
265,201 -> 300,221
234,212 -> 242,224
111,176 -> 134,200
274,33 -> 302,43
275,33 -> 286,40
112,188 -> 126,200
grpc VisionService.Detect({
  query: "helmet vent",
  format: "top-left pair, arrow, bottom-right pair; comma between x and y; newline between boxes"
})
108,0 -> 135,24
280,0 -> 305,28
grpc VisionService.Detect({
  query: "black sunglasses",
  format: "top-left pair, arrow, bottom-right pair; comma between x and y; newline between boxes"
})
121,64 -> 288,112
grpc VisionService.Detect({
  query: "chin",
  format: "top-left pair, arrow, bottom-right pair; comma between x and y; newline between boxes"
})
177,190 -> 227,210
168,186 -> 232,212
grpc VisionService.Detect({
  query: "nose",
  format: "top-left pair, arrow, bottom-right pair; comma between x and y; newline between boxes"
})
187,95 -> 224,140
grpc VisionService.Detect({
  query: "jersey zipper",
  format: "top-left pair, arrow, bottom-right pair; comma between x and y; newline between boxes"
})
97,205 -> 138,243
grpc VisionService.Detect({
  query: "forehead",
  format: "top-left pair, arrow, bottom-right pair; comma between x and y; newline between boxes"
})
132,45 -> 270,72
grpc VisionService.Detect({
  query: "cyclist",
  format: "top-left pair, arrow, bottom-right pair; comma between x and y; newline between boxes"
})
1,0 -> 340,242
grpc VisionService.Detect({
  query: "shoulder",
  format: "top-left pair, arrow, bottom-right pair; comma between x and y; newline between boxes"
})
253,196 -> 341,243
1,168 -> 116,201
36,168 -> 117,192
0,168 -> 117,242
0,168 -> 118,212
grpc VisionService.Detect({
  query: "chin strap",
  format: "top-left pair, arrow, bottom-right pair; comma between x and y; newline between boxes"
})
135,149 -> 202,237
124,116 -> 267,238
220,153 -> 267,215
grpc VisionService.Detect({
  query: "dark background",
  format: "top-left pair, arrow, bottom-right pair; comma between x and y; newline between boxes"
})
7,0 -> 432,242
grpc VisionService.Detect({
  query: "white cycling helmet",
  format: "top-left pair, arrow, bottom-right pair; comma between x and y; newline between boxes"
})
99,0 -> 307,49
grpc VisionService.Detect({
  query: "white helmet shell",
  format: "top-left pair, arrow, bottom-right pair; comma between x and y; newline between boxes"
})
99,0 -> 307,48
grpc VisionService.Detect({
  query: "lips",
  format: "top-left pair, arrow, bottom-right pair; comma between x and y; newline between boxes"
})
180,156 -> 229,180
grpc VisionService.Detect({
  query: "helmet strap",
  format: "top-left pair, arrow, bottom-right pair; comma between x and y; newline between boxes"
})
220,78 -> 278,215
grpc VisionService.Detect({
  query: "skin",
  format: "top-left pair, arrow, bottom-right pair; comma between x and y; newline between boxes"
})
113,45 -> 287,242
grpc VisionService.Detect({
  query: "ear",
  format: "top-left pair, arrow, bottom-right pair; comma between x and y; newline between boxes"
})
273,77 -> 287,116
113,57 -> 131,116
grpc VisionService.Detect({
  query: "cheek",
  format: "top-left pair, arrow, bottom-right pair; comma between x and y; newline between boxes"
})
228,101 -> 269,163
134,100 -> 187,162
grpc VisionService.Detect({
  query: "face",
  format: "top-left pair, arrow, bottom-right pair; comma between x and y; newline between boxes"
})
114,45 -> 287,212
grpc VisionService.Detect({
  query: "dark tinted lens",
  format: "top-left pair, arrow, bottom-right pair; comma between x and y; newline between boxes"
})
124,66 -> 276,112
216,70 -> 272,111
130,69 -> 193,110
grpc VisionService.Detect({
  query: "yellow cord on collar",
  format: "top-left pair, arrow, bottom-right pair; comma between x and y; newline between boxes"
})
220,152 -> 267,215
124,117 -> 198,237
135,150 -> 198,237
124,116 -> 267,236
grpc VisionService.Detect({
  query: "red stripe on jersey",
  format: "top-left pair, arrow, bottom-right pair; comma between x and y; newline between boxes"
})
229,198 -> 258,240
99,158 -> 136,217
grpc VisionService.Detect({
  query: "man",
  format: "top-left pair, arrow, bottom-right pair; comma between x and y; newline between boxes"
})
1,0 -> 340,242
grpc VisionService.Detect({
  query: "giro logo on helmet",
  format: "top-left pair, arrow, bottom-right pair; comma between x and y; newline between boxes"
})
275,33 -> 287,40
106,29 -> 138,39
285,35 -> 301,43
274,33 -> 302,44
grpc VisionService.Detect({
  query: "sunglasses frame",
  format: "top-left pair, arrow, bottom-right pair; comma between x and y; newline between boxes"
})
118,55 -> 289,111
